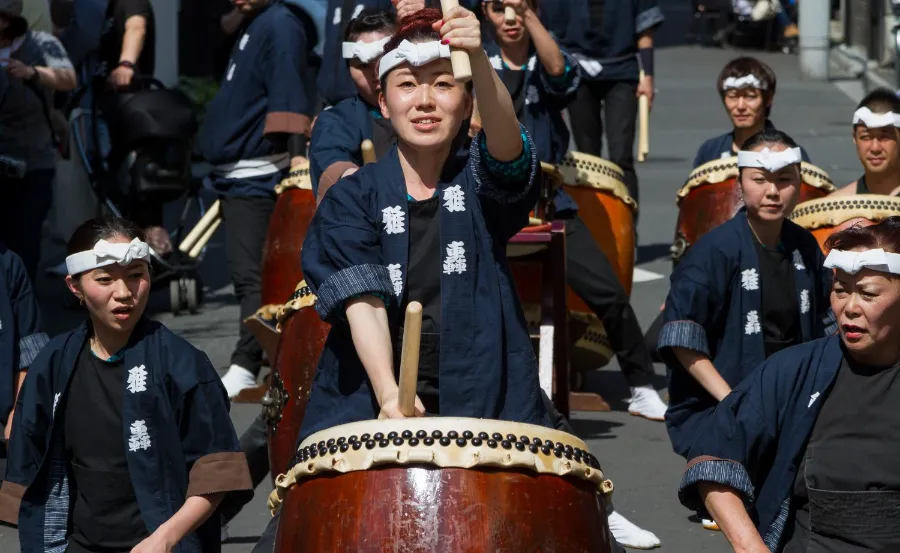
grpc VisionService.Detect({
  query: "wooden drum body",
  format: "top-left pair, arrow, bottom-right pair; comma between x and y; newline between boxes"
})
672,159 -> 835,262
261,164 -> 315,307
269,418 -> 614,553
790,194 -> 900,252
509,153 -> 636,368
262,281 -> 329,479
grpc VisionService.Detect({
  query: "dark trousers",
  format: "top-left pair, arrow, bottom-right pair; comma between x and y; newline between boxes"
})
566,217 -> 654,387
221,194 -> 276,376
645,311 -> 664,364
251,391 -> 625,553
0,169 -> 55,281
567,80 -> 639,207
219,415 -> 271,524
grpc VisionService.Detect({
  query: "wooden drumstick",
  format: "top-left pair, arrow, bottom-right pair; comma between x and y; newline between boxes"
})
398,301 -> 423,417
439,0 -> 473,82
179,199 -> 221,253
637,70 -> 650,162
361,140 -> 376,164
504,6 -> 516,23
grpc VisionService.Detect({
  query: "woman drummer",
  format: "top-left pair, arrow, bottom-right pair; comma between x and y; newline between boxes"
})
830,88 -> 900,197
658,129 -> 833,525
480,0 -> 669,423
301,6 -> 549,432
679,218 -> 900,551
693,57 -> 810,168
0,217 -> 251,552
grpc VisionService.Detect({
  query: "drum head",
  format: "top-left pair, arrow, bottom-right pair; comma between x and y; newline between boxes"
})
791,194 -> 900,229
558,152 -> 635,209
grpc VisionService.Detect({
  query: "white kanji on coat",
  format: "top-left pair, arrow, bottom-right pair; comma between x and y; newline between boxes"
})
52,392 -> 61,416
226,63 -> 236,81
382,206 -> 405,234
443,185 -> 466,213
239,34 -> 250,51
745,310 -> 761,335
489,55 -> 503,70
527,56 -> 537,72
442,241 -> 467,274
800,289 -> 810,314
525,85 -> 539,105
793,250 -> 806,271
127,364 -> 148,394
128,420 -> 152,452
741,268 -> 759,291
387,264 -> 403,298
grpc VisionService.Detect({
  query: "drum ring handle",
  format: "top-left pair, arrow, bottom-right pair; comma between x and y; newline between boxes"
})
670,234 -> 690,262
261,370 -> 289,427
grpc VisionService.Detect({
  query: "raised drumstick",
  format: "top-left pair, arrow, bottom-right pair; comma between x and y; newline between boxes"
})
362,140 -> 376,164
504,6 -> 516,23
439,0 -> 473,82
179,199 -> 220,253
638,70 -> 650,162
398,301 -> 423,417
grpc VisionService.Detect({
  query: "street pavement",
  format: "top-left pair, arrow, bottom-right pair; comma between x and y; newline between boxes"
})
0,41 -> 871,552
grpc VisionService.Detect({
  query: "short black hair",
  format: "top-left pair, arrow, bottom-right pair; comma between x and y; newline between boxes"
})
739,128 -> 799,152
67,217 -> 146,258
344,8 -> 397,43
856,88 -> 900,116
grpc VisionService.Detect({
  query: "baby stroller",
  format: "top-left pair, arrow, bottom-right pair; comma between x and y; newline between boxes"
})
66,75 -> 212,315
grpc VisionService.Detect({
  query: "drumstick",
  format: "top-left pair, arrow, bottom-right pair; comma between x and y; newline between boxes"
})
398,301 -> 423,417
439,0 -> 473,82
637,70 -> 650,163
504,6 -> 516,23
189,218 -> 222,258
179,200 -> 221,253
361,140 -> 376,164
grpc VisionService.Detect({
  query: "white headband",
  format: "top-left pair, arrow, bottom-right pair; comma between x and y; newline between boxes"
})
722,74 -> 766,91
824,248 -> 900,275
342,37 -> 391,64
378,40 -> 451,79
66,238 -> 152,276
851,107 -> 900,128
736,147 -> 802,172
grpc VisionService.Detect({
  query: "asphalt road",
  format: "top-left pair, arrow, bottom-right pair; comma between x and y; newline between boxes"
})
0,38 -> 871,553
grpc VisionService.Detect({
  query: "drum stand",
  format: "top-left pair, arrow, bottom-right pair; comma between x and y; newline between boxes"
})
509,221 -> 572,417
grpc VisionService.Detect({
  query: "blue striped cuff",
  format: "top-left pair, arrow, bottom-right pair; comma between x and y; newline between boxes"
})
658,320 -> 710,357
470,124 -> 539,204
315,264 -> 395,322
823,309 -> 838,336
18,332 -> 49,369
636,6 -> 665,34
678,458 -> 755,512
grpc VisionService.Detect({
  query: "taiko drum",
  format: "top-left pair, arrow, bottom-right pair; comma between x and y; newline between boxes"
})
790,194 -> 900,252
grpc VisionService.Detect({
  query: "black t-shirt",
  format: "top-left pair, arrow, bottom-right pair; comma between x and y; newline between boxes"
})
99,0 -> 156,78
782,354 -> 900,552
65,343 -> 148,553
753,240 -> 800,358
395,194 -> 442,410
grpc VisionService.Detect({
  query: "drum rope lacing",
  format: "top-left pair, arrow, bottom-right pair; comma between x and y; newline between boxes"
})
790,195 -> 900,229
274,164 -> 312,194
678,160 -> 835,203
267,427 -> 615,515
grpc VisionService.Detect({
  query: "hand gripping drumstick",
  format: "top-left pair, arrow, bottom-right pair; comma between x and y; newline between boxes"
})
439,0 -> 473,82
637,70 -> 650,162
398,301 -> 423,417
361,139 -> 376,164
505,6 -> 516,23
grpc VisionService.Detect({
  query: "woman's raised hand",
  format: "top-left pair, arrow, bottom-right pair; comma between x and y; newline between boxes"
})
433,6 -> 481,53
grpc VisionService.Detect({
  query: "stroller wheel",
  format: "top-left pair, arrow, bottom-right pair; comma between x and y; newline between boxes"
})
170,279 -> 183,316
184,277 -> 200,314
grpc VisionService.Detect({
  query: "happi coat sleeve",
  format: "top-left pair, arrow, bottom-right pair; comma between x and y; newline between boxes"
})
301,172 -> 396,324
261,5 -> 313,137
309,97 -> 369,197
678,335 -> 844,551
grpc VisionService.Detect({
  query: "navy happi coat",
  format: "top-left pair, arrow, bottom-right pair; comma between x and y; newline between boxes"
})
300,129 -> 551,441
658,210 -> 834,457
0,319 -> 251,553
678,336 -> 847,551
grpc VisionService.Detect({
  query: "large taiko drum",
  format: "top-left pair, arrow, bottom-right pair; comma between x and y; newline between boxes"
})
261,281 -> 330,480
268,418 -> 615,553
790,194 -> 900,252
260,164 -> 314,308
671,158 -> 835,261
510,153 -> 636,368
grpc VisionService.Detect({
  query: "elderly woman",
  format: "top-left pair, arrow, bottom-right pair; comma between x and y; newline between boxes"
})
678,217 -> 900,552
0,0 -> 76,279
